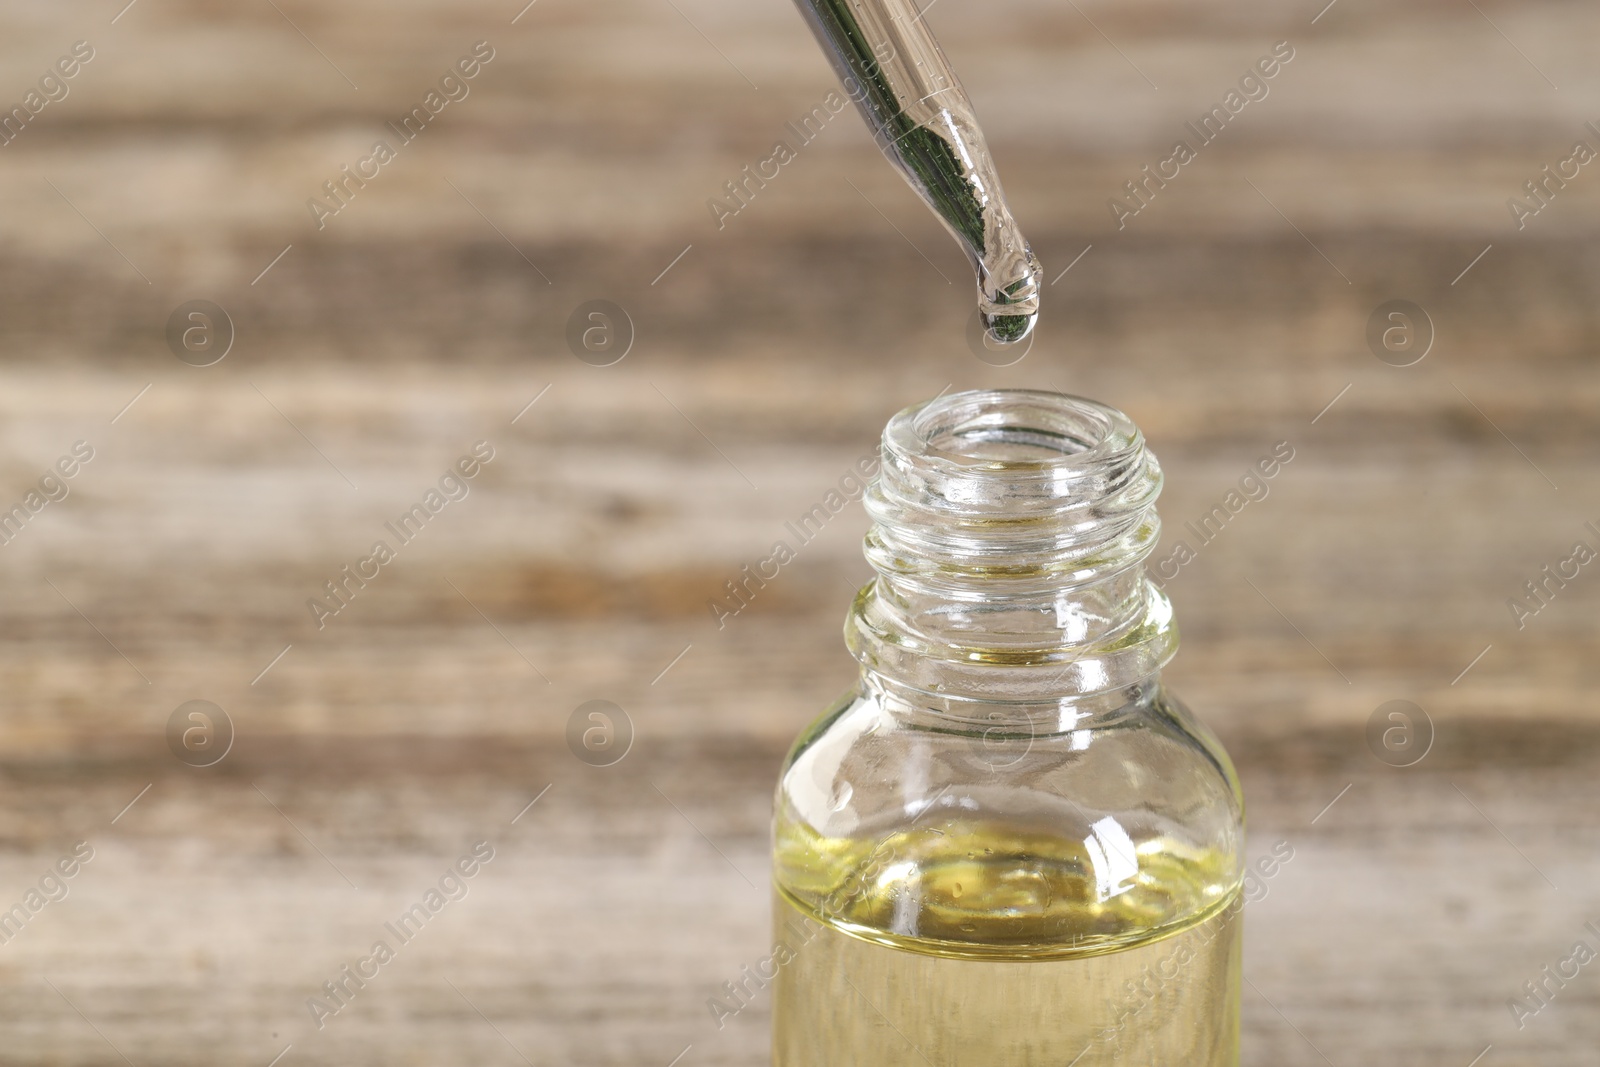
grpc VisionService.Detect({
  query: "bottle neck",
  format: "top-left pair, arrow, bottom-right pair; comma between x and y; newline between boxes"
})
845,389 -> 1177,705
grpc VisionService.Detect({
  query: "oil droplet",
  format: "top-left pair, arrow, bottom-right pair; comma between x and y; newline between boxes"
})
951,882 -> 963,899
978,251 -> 1042,348
983,309 -> 1036,347
830,781 -> 854,811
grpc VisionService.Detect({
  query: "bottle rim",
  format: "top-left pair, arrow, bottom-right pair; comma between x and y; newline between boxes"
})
850,388 -> 1177,700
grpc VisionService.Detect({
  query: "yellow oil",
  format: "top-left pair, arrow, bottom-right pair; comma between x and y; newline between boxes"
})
772,817 -> 1241,1066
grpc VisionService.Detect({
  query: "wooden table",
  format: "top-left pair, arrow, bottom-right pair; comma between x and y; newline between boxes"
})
0,0 -> 1596,1063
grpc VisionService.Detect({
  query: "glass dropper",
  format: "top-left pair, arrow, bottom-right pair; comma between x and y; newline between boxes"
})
790,0 -> 1043,345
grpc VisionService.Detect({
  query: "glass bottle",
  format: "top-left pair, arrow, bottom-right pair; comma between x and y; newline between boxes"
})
771,389 -> 1245,1066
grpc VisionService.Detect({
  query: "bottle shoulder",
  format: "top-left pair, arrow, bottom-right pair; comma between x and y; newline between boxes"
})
773,682 -> 1244,960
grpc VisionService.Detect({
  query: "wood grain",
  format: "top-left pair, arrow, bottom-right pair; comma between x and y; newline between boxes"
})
0,0 -> 1597,1063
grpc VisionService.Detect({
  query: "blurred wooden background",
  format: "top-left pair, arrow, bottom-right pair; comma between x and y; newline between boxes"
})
1,0 -> 1598,1063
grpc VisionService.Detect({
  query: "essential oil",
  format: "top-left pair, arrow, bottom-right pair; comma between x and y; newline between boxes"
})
771,391 -> 1245,1065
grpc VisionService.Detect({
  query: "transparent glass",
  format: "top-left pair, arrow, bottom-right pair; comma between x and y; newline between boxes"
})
771,390 -> 1245,1067
788,0 -> 1043,342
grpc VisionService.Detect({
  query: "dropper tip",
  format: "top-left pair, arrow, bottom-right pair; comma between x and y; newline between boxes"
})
978,249 -> 1043,347
982,309 -> 1037,346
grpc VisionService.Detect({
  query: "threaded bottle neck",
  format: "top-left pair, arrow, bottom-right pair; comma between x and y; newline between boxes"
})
846,389 -> 1177,703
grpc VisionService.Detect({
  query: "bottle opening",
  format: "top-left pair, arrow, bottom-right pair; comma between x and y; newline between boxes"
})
912,391 -> 1112,466
854,389 -> 1177,700
880,390 -> 1150,516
